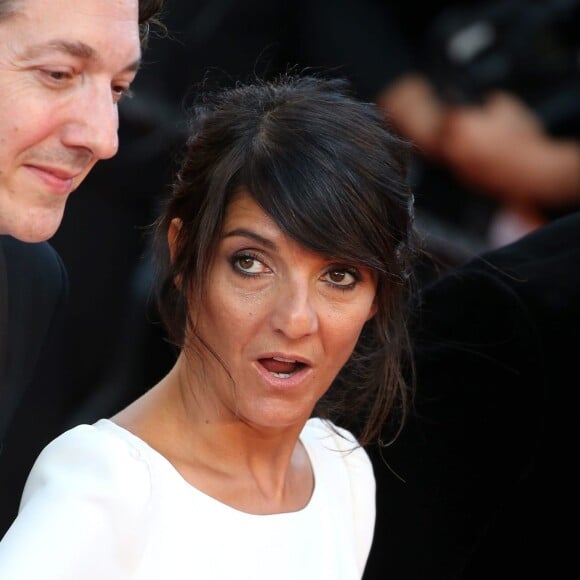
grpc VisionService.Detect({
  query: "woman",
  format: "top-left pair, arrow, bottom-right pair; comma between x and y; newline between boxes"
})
0,74 -> 416,579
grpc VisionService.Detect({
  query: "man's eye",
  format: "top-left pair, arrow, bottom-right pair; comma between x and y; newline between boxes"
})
42,69 -> 73,82
112,85 -> 133,103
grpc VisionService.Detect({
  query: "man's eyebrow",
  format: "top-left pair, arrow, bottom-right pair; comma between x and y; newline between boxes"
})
223,228 -> 277,250
24,40 -> 141,72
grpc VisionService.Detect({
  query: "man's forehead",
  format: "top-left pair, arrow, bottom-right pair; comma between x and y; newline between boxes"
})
6,0 -> 138,20
6,0 -> 142,70
8,0 -> 140,34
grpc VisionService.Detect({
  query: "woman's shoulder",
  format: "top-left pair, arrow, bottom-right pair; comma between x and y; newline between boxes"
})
302,418 -> 372,473
302,418 -> 376,570
303,417 -> 358,447
20,420 -> 152,509
32,419 -> 147,463
0,422 -> 153,578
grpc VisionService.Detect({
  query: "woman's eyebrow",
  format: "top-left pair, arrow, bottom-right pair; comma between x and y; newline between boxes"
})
223,228 -> 277,250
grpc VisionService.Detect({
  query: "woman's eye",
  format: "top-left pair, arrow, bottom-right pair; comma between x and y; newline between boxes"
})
232,254 -> 268,275
324,268 -> 359,288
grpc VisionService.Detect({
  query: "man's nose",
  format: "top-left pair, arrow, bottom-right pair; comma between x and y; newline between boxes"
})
271,282 -> 319,339
61,83 -> 119,161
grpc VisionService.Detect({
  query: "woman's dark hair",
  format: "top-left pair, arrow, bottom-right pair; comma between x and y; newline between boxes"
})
154,73 -> 418,446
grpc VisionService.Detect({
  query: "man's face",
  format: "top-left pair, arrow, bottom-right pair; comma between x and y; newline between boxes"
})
0,0 -> 141,242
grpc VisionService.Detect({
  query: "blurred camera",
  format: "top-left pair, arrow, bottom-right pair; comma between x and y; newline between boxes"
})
425,0 -> 580,132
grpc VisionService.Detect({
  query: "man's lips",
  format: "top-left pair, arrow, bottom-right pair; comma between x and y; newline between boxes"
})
25,164 -> 82,194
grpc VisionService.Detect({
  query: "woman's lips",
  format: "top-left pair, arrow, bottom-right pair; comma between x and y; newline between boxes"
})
256,357 -> 310,387
259,357 -> 306,377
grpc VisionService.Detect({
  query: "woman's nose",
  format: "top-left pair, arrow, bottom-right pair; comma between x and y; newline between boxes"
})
270,282 -> 319,339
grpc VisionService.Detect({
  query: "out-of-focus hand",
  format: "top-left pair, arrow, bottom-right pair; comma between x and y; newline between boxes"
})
376,73 -> 446,160
440,91 -> 580,207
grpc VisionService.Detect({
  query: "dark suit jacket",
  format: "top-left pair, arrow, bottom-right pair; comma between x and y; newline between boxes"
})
0,237 -> 68,446
364,211 -> 580,579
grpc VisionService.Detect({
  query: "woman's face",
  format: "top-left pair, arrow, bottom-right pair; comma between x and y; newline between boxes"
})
179,191 -> 377,431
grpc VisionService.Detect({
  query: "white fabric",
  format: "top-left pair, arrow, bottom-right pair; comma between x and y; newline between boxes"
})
0,417 -> 375,579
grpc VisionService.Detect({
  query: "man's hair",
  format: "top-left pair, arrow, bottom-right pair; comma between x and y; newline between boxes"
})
0,0 -> 166,47
0,0 -> 20,19
138,0 -> 165,48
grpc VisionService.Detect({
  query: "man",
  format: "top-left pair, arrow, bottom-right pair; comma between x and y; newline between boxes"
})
364,210 -> 580,578
0,0 -> 164,441
0,0 -> 165,243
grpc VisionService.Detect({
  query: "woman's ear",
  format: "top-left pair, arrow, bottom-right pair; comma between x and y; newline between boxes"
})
366,300 -> 378,322
366,279 -> 379,321
168,218 -> 182,265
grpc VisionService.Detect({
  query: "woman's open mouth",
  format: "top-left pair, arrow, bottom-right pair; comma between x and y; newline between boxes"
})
258,356 -> 307,379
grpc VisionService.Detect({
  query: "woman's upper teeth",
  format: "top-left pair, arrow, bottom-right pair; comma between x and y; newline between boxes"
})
273,356 -> 296,363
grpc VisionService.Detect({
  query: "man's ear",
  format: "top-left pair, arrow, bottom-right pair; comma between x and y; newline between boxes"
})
168,218 -> 182,265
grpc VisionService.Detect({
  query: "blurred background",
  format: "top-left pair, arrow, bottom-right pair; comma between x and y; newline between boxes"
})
1,0 -> 579,536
